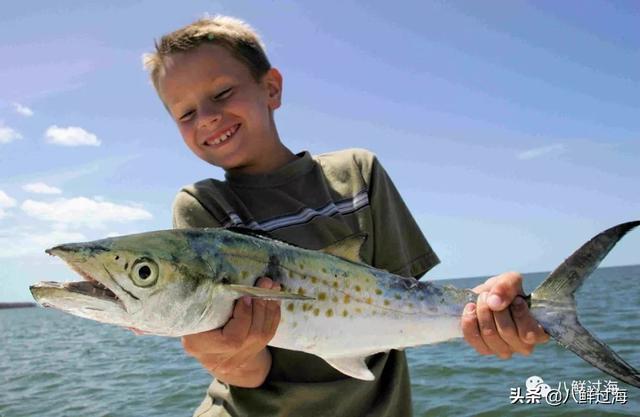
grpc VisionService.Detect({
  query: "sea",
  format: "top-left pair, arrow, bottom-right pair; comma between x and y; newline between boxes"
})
1,265 -> 639,417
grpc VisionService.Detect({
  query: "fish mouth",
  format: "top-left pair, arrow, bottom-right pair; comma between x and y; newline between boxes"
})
32,244 -> 127,312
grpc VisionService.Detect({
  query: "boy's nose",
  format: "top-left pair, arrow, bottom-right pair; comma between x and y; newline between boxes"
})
197,109 -> 222,130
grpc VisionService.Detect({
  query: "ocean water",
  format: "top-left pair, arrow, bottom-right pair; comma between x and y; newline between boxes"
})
1,265 -> 639,417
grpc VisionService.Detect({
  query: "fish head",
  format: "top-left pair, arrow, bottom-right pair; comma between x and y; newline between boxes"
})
31,230 -> 236,336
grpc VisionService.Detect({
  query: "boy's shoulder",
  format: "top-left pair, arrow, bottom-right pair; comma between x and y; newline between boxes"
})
312,148 -> 379,182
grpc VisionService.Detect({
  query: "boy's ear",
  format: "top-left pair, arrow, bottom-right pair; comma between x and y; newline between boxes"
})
262,68 -> 283,110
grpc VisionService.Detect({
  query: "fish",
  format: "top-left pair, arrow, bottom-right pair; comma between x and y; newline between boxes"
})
30,221 -> 640,386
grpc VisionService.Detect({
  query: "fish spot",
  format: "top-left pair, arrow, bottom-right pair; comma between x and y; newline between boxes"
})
332,281 -> 339,289
241,270 -> 249,279
355,307 -> 362,314
311,276 -> 318,284
355,285 -> 361,292
297,287 -> 306,296
419,295 -> 425,301
322,267 -> 328,273
375,289 -> 382,295
326,309 -> 334,317
343,294 -> 351,304
408,303 -> 414,308
124,262 -> 129,270
366,297 -> 373,304
115,255 -> 119,260
384,300 -> 390,306
342,310 -> 348,317
299,263 -> 305,270
394,294 -> 402,300
302,303 -> 312,312
318,292 -> 327,301
313,308 -> 320,316
322,279 -> 329,286
332,296 -> 339,303
287,303 -> 295,312
292,322 -> 298,328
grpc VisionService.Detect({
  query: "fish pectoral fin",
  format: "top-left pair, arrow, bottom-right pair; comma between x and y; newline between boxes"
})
227,284 -> 314,300
324,356 -> 375,381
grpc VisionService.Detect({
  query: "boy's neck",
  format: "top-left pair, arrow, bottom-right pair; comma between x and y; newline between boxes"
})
225,144 -> 297,176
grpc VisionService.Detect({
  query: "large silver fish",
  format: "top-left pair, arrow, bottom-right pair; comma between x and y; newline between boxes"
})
30,221 -> 640,386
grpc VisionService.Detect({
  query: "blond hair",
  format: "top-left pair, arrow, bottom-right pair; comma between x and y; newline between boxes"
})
143,15 -> 271,90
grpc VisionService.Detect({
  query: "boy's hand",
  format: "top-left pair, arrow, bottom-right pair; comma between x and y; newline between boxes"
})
461,271 -> 549,359
181,277 -> 281,388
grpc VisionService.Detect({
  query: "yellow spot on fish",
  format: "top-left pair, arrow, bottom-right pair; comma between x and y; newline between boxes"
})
313,308 -> 320,316
322,267 -> 328,273
342,310 -> 348,317
299,263 -> 305,270
241,271 -> 249,279
303,303 -> 312,312
355,285 -> 361,292
322,279 -> 329,286
356,307 -> 362,313
332,296 -> 339,303
384,300 -> 390,306
375,289 -> 382,295
343,294 -> 351,304
394,294 -> 401,300
318,292 -> 327,301
366,297 -> 373,304
332,281 -> 339,289
287,303 -> 295,312
311,276 -> 318,284
409,303 -> 414,308
297,287 -> 306,296
326,309 -> 333,317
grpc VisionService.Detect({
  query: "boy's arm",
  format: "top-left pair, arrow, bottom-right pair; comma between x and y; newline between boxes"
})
173,191 -> 281,387
362,152 -> 548,358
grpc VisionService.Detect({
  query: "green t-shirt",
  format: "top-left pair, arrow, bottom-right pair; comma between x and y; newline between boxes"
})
173,148 -> 439,417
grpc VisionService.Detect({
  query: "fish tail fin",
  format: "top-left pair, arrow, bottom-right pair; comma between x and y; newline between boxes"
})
530,220 -> 640,388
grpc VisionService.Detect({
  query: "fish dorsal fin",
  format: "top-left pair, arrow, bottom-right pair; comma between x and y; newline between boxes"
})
320,234 -> 367,264
323,356 -> 375,381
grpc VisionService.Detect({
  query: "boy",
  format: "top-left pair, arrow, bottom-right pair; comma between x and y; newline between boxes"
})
144,16 -> 548,417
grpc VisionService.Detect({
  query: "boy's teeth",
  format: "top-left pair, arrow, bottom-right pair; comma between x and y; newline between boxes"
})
209,125 -> 237,145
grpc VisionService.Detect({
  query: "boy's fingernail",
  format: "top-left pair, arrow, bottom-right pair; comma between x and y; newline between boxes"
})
487,294 -> 503,310
463,303 -> 476,316
243,296 -> 252,306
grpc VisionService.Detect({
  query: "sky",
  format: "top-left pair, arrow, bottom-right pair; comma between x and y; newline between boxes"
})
1,0 -> 638,302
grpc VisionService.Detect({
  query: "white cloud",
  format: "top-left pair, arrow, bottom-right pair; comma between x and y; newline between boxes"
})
22,182 -> 62,195
45,125 -> 101,146
0,228 -> 86,258
0,190 -> 17,208
21,197 -> 152,228
12,102 -> 34,117
0,125 -> 22,144
517,144 -> 565,160
0,208 -> 7,219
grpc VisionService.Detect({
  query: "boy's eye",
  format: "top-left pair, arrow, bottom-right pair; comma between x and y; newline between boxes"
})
213,88 -> 232,100
178,110 -> 194,121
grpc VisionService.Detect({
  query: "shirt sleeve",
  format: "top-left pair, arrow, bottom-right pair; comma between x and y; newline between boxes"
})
366,154 -> 440,279
172,189 -> 222,229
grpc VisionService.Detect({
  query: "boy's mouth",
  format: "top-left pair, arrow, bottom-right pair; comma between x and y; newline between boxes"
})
203,123 -> 240,147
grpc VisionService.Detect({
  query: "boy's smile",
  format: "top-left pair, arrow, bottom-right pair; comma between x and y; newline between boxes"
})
157,43 -> 292,174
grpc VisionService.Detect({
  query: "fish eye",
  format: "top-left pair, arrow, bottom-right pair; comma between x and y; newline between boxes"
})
130,258 -> 159,287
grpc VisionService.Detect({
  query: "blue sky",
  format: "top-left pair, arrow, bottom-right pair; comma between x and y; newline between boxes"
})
1,0 -> 638,302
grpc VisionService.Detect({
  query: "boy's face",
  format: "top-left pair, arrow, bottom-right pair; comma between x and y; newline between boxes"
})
157,43 -> 282,173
